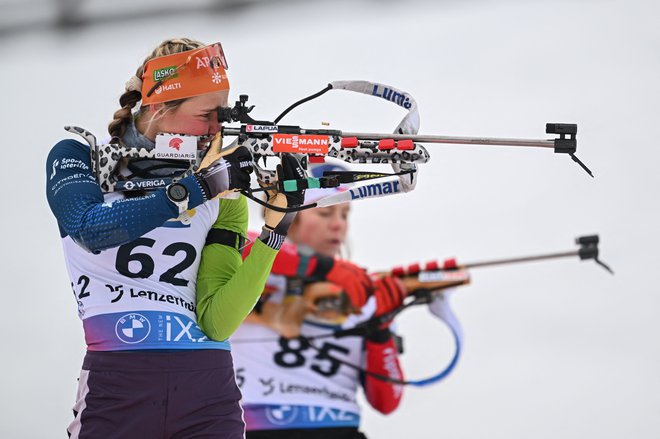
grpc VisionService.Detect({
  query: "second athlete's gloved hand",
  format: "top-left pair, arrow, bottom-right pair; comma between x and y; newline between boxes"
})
373,275 -> 407,317
364,275 -> 407,342
310,257 -> 374,310
260,154 -> 306,249
194,146 -> 253,200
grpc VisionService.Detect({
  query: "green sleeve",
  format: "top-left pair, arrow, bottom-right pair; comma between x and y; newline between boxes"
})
196,195 -> 278,341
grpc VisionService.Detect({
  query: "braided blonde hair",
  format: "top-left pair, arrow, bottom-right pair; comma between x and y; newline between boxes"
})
108,38 -> 207,139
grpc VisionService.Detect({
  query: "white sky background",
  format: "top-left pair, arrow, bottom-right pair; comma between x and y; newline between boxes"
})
1,0 -> 659,437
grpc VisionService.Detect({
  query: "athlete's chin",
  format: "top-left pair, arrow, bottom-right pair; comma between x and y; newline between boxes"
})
322,241 -> 341,257
197,135 -> 214,150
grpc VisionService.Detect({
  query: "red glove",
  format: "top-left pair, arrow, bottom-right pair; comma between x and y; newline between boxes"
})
243,238 -> 373,310
324,259 -> 373,310
364,336 -> 404,414
373,275 -> 407,317
364,277 -> 406,413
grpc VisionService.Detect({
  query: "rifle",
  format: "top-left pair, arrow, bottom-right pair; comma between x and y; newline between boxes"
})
390,234 -> 613,282
66,81 -> 589,204
234,235 -> 611,386
204,80 -> 590,212
319,234 -> 612,325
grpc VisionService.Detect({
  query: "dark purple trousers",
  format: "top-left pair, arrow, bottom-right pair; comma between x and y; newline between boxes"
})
67,350 -> 244,439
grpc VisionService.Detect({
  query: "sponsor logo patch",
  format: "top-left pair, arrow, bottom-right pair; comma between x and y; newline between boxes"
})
169,138 -> 183,151
50,159 -> 59,180
50,157 -> 90,180
371,84 -> 413,109
246,125 -> 279,134
120,179 -> 167,191
273,134 -> 329,154
349,181 -> 400,200
211,72 -> 224,84
155,133 -> 197,159
154,82 -> 182,95
418,270 -> 469,282
153,66 -> 178,82
115,313 -> 151,344
265,405 -> 299,426
196,55 -> 224,70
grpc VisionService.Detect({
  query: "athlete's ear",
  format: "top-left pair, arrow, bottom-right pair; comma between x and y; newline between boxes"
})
147,102 -> 166,114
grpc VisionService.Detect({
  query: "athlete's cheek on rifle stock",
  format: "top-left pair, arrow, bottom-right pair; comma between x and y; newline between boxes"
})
164,93 -> 227,136
162,111 -> 220,137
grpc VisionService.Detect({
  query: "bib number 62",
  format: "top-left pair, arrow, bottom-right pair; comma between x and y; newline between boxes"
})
115,238 -> 197,286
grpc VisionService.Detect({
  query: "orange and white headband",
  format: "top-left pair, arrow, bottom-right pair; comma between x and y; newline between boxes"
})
137,42 -> 230,105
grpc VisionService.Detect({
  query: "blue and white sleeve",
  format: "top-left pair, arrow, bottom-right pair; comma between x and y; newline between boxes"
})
46,139 -> 207,252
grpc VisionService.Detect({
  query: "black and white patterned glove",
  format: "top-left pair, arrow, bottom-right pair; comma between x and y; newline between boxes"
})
260,154 -> 307,249
194,146 -> 253,200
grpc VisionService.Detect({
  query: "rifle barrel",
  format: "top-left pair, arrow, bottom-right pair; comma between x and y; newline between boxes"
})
223,126 -> 556,149
342,132 -> 555,149
464,250 -> 579,269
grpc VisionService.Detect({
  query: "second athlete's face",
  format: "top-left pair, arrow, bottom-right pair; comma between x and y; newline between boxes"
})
156,91 -> 228,137
288,204 -> 351,257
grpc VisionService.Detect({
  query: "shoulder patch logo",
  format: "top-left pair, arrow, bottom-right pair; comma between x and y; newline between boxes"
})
50,159 -> 59,180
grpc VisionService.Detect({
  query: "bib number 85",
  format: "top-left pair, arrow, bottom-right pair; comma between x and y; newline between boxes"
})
273,337 -> 350,377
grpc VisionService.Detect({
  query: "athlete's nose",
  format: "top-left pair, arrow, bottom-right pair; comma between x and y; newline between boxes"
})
329,213 -> 346,231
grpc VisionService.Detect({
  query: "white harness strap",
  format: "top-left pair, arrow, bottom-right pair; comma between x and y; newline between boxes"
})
312,80 -> 421,208
331,80 -> 420,190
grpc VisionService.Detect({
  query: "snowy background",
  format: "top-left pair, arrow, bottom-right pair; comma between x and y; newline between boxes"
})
1,0 -> 659,437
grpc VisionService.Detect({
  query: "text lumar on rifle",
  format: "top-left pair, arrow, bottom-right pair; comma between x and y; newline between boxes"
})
212,80 -> 591,213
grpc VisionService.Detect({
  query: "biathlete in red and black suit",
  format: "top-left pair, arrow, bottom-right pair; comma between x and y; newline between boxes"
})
226,165 -> 408,439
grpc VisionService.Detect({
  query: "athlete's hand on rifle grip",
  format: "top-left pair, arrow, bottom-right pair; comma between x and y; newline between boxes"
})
324,259 -> 374,310
373,275 -> 407,317
194,146 -> 253,200
303,282 -> 343,312
263,154 -> 306,236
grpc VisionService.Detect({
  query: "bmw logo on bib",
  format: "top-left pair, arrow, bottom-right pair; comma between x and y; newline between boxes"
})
265,405 -> 298,426
115,313 -> 151,344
